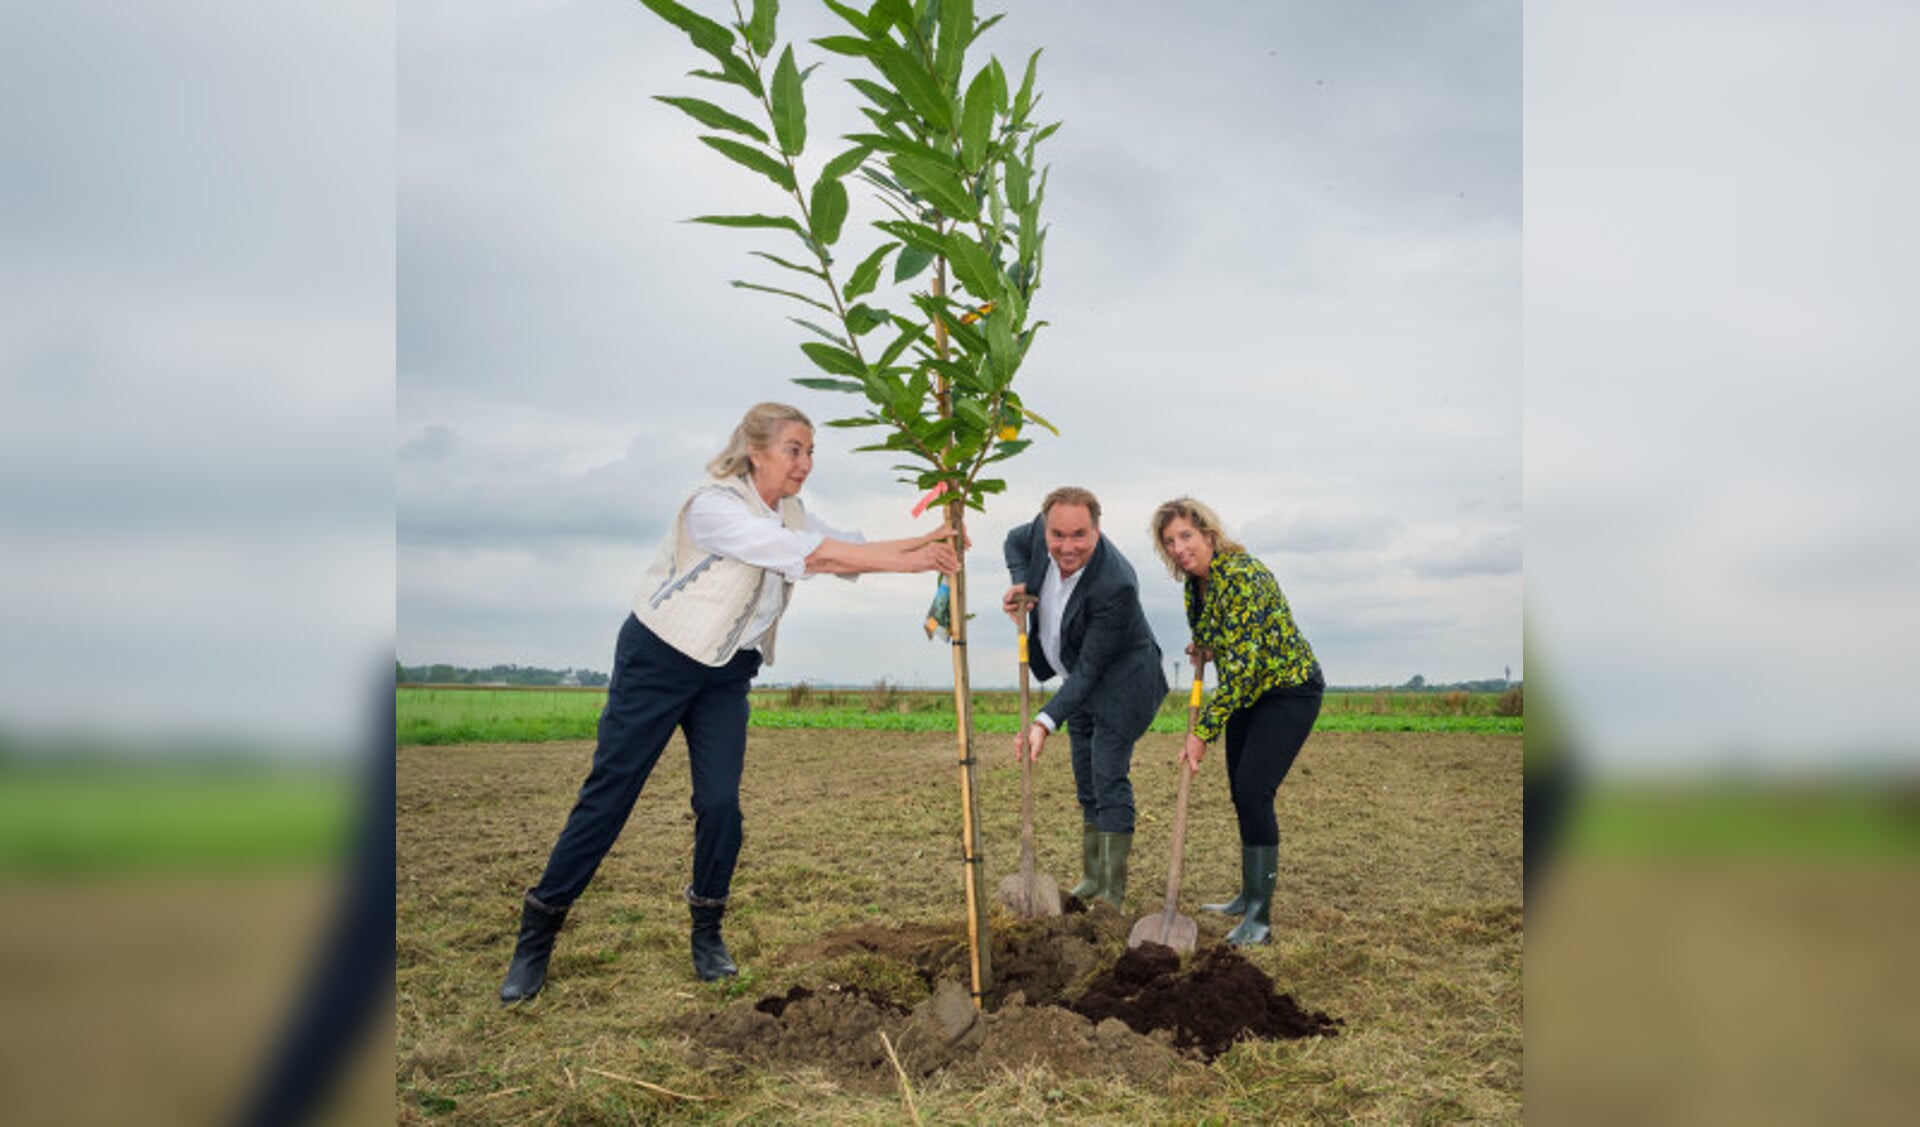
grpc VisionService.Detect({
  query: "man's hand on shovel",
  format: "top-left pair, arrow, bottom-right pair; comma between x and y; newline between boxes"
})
1017,721 -> 1049,764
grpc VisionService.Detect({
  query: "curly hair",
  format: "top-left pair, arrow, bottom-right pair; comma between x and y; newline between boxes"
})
1148,496 -> 1246,579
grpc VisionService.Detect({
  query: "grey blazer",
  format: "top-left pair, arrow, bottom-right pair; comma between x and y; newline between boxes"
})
1004,514 -> 1170,733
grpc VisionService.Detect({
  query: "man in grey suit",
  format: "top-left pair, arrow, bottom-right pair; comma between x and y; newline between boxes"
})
1002,486 -> 1169,908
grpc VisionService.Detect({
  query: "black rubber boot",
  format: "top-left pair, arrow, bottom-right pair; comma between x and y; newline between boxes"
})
1202,846 -> 1256,916
1224,845 -> 1279,946
687,889 -> 738,982
498,891 -> 568,1003
1068,822 -> 1101,900
1096,831 -> 1133,910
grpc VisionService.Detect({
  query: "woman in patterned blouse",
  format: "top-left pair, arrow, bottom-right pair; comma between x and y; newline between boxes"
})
1151,497 -> 1325,946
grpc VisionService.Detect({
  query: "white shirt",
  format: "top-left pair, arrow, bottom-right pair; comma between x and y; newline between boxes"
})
1033,556 -> 1084,732
684,489 -> 862,651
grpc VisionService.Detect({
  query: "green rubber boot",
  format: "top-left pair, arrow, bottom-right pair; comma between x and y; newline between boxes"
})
1068,822 -> 1101,900
1096,831 -> 1133,910
1224,844 -> 1279,946
1201,847 -> 1254,916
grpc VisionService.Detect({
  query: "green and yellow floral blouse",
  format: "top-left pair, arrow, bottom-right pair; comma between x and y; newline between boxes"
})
1186,551 -> 1321,743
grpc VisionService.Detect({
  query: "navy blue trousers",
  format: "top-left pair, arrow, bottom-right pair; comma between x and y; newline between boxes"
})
1221,684 -> 1323,847
531,614 -> 761,910
1064,710 -> 1150,834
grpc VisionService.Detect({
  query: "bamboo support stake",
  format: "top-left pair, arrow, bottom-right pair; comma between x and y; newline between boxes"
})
932,267 -> 991,1007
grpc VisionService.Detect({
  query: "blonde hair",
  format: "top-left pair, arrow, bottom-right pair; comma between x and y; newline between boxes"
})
707,402 -> 813,479
1149,496 -> 1246,579
1041,485 -> 1102,526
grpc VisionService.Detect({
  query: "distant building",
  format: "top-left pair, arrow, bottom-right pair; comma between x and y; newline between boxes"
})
560,671 -> 582,688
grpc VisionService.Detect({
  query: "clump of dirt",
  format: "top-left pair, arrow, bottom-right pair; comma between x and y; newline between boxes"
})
1072,943 -> 1343,1059
675,914 -> 1341,1089
781,903 -> 1130,1007
675,976 -> 1193,1094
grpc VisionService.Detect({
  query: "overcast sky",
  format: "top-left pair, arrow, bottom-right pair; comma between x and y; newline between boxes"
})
398,0 -> 1523,692
2,2 -> 1911,767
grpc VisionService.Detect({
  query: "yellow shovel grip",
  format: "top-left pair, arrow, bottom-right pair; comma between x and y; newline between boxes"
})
1018,634 -> 1028,663
1189,679 -> 1204,708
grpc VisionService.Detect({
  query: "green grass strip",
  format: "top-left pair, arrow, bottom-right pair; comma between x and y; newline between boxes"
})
0,770 -> 354,875
1566,783 -> 1920,861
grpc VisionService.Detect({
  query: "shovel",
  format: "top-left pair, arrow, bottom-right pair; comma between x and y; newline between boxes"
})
1129,658 -> 1206,953
997,606 -> 1062,918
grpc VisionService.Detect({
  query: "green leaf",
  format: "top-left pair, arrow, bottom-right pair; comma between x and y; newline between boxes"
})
1032,121 -> 1062,146
1013,49 -> 1042,123
792,376 -> 865,393
811,35 -> 878,60
941,234 -> 997,299
690,213 -> 806,237
971,12 -> 1006,48
845,241 -> 897,299
887,154 -> 977,221
847,78 -> 912,120
654,96 -> 768,144
747,0 -> 779,55
788,317 -> 853,348
823,414 -> 889,427
871,40 -> 953,135
699,135 -> 795,190
1005,155 -> 1030,211
809,175 -> 848,245
958,67 -> 997,172
914,296 -> 988,355
638,0 -> 735,59
985,310 -> 1017,384
894,242 -> 934,282
874,219 -> 948,257
820,0 -> 868,33
751,250 -> 826,279
800,341 -> 865,377
821,144 -> 870,182
1017,404 -> 1061,436
688,49 -> 765,97
936,0 -> 973,89
770,46 -> 807,156
871,0 -> 915,38
988,438 -> 1032,462
878,321 -> 928,367
845,303 -> 890,335
731,279 -> 835,314
846,132 -> 964,173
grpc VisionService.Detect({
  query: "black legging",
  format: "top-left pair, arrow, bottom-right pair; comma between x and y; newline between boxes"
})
1221,684 -> 1323,846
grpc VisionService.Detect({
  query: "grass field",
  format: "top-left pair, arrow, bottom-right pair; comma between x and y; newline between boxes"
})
0,766 -> 353,873
1562,780 -> 1920,861
397,685 -> 1522,746
397,726 -> 1522,1123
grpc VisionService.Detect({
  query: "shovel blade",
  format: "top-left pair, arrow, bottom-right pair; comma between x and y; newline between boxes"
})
1128,910 -> 1198,954
996,871 -> 1063,918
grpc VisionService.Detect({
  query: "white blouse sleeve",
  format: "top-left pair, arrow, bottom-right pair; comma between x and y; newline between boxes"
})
684,490 -> 864,582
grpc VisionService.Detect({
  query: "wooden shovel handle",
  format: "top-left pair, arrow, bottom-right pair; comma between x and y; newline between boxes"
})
1161,658 -> 1205,919
1017,627 -> 1037,860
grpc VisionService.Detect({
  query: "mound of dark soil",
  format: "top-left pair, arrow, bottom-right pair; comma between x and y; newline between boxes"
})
1072,942 -> 1343,1059
675,916 -> 1341,1089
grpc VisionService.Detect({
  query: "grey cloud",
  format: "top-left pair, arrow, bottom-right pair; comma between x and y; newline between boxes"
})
1242,509 -> 1406,555
1402,528 -> 1521,578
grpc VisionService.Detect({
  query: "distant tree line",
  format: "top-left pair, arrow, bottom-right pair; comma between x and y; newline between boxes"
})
1327,674 -> 1521,694
397,661 -> 609,688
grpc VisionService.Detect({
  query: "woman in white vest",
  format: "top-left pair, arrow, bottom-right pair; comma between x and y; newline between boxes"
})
499,402 -> 958,1000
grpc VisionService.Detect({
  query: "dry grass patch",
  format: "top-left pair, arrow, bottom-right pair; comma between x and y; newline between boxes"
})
398,728 -> 1520,1123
